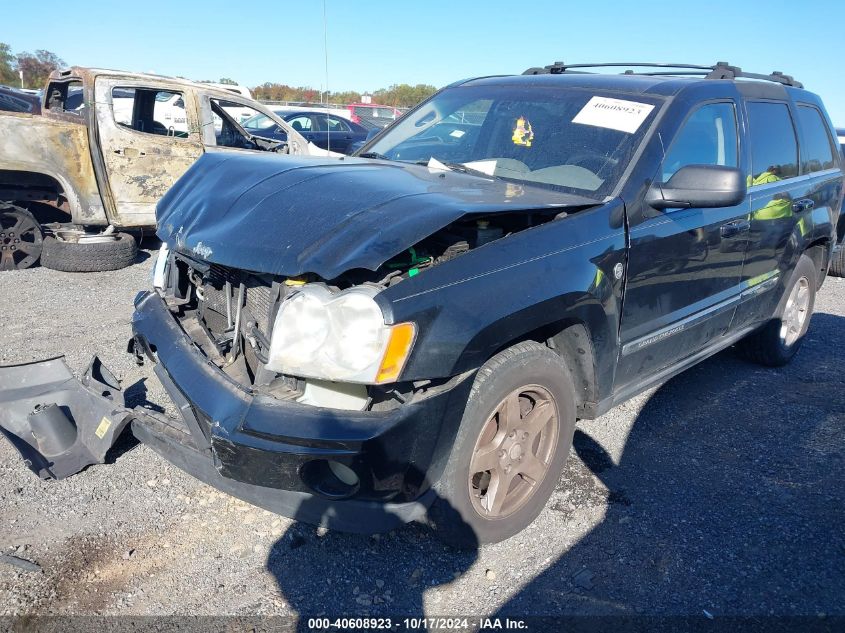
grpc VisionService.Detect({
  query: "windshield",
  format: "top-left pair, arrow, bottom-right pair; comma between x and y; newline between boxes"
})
364,84 -> 663,198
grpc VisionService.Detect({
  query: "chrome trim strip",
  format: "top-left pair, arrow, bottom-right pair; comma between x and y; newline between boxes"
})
621,294 -> 739,356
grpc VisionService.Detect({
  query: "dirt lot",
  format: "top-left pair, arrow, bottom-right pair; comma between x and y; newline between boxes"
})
1,246 -> 844,622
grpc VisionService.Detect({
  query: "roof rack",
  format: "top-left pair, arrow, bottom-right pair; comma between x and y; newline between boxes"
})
522,62 -> 803,88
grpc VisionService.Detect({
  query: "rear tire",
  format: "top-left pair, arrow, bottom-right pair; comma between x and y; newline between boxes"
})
429,341 -> 577,547
0,203 -> 43,270
41,232 -> 137,272
738,253 -> 816,367
829,246 -> 845,278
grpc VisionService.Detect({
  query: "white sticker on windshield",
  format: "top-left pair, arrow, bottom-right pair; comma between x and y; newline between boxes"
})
572,96 -> 655,134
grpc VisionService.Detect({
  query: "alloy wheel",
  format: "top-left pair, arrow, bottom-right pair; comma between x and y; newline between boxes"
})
0,208 -> 43,271
468,385 -> 559,519
780,276 -> 810,347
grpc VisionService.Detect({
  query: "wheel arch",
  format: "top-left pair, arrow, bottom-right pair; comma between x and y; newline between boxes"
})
0,169 -> 77,223
451,295 -> 613,418
803,237 -> 832,288
0,165 -> 108,225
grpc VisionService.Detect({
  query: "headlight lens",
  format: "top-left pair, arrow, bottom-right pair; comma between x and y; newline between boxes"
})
266,285 -> 416,384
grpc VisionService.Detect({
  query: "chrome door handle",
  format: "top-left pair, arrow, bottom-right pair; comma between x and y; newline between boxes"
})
720,219 -> 751,238
793,198 -> 815,213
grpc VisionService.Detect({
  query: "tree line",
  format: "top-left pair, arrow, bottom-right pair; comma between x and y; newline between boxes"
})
0,43 -> 66,90
251,82 -> 438,108
0,42 -> 439,108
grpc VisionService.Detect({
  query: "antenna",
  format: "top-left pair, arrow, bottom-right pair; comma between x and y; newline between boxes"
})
323,0 -> 331,150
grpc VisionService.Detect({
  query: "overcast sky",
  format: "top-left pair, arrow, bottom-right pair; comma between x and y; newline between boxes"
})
4,0 -> 844,123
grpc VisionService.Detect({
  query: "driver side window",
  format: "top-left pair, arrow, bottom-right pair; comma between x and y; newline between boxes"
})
661,103 -> 738,181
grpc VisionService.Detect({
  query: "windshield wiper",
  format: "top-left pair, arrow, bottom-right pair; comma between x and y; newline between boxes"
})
419,159 -> 499,180
359,152 -> 390,160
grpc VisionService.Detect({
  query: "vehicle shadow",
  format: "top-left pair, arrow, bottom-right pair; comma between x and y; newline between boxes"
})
105,378 -> 163,463
493,312 -> 845,617
266,470 -> 478,629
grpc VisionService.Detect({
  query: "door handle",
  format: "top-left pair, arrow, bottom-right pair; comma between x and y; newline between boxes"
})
793,198 -> 815,213
113,148 -> 146,158
720,219 -> 751,238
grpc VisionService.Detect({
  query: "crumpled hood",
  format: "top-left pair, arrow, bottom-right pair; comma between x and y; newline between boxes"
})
156,152 -> 594,279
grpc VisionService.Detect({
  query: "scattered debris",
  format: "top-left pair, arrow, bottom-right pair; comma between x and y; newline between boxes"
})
703,609 -> 714,620
485,569 -> 497,581
0,553 -> 41,573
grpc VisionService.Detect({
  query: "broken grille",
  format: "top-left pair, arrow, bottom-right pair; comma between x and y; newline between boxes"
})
201,264 -> 274,336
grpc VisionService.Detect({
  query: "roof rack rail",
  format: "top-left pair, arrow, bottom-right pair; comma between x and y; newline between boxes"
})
522,62 -> 803,88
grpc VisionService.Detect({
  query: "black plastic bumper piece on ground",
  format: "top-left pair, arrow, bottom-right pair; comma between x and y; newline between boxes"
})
0,356 -> 131,479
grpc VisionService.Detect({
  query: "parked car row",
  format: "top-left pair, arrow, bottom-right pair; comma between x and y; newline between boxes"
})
2,61 -> 842,547
241,108 -> 370,154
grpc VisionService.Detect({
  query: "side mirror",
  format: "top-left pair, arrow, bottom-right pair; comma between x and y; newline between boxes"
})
365,128 -> 380,141
646,165 -> 746,210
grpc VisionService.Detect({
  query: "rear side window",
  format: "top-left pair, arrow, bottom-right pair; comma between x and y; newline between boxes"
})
661,102 -> 738,181
746,102 -> 799,184
45,80 -> 84,116
796,105 -> 837,173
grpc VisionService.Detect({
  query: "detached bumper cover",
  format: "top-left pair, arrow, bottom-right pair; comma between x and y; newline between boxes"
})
0,356 -> 130,479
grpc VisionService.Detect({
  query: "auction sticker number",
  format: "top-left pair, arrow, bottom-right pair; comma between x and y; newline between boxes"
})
572,96 -> 655,133
308,618 -> 393,629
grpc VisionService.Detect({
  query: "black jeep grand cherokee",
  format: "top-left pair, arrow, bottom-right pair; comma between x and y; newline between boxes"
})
8,62 -> 841,546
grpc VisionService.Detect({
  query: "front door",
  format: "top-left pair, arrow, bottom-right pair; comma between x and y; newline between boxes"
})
616,101 -> 750,390
94,78 -> 204,227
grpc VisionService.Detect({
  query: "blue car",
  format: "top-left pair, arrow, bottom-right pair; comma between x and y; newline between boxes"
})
242,109 -> 369,155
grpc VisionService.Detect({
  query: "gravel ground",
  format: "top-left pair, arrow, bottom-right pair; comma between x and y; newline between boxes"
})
1,248 -> 843,621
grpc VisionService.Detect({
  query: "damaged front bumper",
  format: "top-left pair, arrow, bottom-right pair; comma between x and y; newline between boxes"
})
129,291 -> 474,532
0,291 -> 474,534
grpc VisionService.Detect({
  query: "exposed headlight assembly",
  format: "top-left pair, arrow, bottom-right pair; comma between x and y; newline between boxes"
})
152,243 -> 170,290
266,285 -> 416,384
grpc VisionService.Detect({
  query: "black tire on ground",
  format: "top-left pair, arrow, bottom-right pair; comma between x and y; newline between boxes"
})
429,341 -> 577,547
738,253 -> 817,367
829,246 -> 845,278
40,232 -> 138,272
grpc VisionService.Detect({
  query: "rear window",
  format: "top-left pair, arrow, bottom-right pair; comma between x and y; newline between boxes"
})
746,101 -> 799,184
796,105 -> 837,173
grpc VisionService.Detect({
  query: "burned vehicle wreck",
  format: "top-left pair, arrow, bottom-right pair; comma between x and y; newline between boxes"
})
2,63 -> 842,545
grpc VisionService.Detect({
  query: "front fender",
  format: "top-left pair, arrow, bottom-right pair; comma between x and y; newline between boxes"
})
381,200 -> 626,400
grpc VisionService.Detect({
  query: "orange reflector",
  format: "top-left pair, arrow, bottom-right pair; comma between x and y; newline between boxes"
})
375,322 -> 416,384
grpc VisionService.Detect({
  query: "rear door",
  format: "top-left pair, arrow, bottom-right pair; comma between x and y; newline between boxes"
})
314,114 -> 356,153
731,100 -> 841,329
616,100 -> 750,389
94,77 -> 204,227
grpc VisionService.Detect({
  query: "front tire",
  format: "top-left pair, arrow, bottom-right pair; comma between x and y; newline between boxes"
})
430,341 -> 576,547
738,253 -> 816,366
